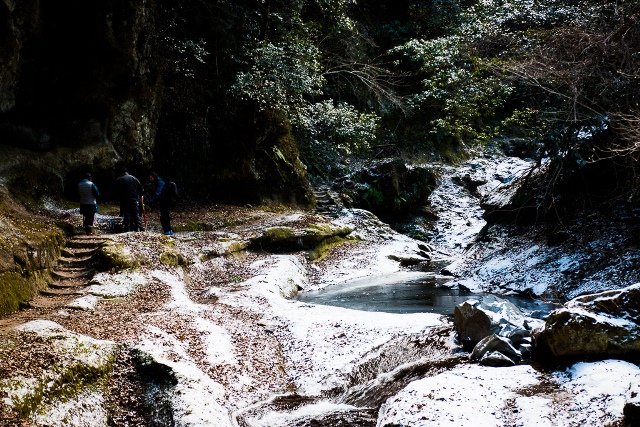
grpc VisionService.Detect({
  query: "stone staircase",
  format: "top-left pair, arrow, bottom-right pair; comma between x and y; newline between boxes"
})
313,186 -> 344,218
27,235 -> 108,309
0,234 -> 108,331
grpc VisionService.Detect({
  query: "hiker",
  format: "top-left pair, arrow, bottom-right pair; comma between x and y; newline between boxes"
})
78,173 -> 99,235
145,171 -> 174,235
115,165 -> 144,232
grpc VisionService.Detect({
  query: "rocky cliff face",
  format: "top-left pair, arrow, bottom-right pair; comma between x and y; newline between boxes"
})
0,0 -> 316,312
0,0 -> 162,200
0,0 -> 314,206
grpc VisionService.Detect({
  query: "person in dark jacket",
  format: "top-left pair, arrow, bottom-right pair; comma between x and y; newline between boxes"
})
115,165 -> 144,232
78,173 -> 99,235
146,171 -> 174,235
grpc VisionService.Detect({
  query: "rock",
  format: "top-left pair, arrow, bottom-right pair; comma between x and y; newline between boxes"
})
249,223 -> 353,252
533,283 -> 640,360
480,161 -> 542,224
333,159 -> 437,218
471,334 -> 521,364
518,343 -> 533,359
0,320 -> 117,424
479,350 -> 517,367
454,298 -> 491,348
454,295 -> 528,348
624,381 -> 640,425
0,188 -> 65,315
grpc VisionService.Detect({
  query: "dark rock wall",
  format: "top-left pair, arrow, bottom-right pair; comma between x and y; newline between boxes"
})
333,159 -> 437,220
0,0 -> 160,201
0,0 -> 313,206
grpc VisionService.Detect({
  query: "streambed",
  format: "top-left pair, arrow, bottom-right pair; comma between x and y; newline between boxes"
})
298,271 -> 560,318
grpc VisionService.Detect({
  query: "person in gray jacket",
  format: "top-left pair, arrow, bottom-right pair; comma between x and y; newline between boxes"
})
78,173 -> 100,235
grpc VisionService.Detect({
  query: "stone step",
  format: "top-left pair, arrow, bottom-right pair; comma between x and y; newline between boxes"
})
40,288 -> 84,297
55,267 -> 93,276
51,269 -> 95,280
61,247 -> 99,258
58,254 -> 95,264
49,280 -> 88,289
66,238 -> 107,249
16,297 -> 67,311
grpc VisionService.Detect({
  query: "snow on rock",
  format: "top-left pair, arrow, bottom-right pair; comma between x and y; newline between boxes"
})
426,152 -> 534,255
534,283 -> 640,359
133,344 -> 231,427
218,254 -> 444,396
66,294 -> 99,311
316,209 -> 431,287
1,321 -> 116,427
246,401 -> 361,427
87,270 -> 146,298
378,360 -> 640,427
553,360 -> 640,426
377,364 -> 541,427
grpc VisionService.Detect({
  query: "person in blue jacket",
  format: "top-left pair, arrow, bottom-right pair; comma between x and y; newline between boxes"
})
78,173 -> 100,235
146,171 -> 174,235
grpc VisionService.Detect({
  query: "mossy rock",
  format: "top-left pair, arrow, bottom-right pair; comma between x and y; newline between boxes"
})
159,249 -> 189,267
0,202 -> 65,315
0,271 -> 50,314
250,223 -> 353,252
199,239 -> 250,261
95,240 -> 145,271
307,235 -> 348,261
533,284 -> 640,362
0,321 -> 116,422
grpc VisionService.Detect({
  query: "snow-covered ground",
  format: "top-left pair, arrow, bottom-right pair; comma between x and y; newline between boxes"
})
1,150 -> 639,426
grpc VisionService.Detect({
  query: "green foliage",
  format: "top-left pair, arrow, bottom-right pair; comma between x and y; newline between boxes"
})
230,40 -> 325,121
154,0 -> 640,203
295,100 -> 379,183
362,183 -> 385,207
298,100 -> 379,154
391,36 -> 513,146
408,0 -> 468,39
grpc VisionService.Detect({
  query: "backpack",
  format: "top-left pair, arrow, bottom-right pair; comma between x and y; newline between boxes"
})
165,181 -> 179,199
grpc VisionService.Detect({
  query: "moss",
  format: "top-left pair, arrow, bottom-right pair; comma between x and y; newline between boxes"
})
96,241 -> 143,271
0,272 -> 38,314
264,226 -> 296,240
8,340 -> 115,420
199,239 -> 250,261
12,362 -> 111,418
0,198 -> 65,314
159,250 -> 188,267
305,223 -> 352,237
307,236 -> 348,261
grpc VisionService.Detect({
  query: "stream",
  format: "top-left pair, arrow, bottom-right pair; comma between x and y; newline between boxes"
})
297,271 -> 559,318
242,154 -> 554,426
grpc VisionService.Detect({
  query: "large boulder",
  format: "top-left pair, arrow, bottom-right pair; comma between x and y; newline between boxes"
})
454,295 -> 530,349
533,283 -> 640,361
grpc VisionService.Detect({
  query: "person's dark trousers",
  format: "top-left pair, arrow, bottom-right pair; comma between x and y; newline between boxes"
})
121,198 -> 141,232
80,204 -> 96,235
159,199 -> 172,233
